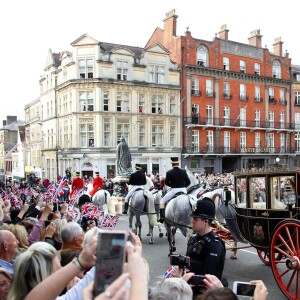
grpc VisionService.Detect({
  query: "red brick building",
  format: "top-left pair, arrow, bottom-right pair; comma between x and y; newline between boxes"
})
147,9 -> 296,173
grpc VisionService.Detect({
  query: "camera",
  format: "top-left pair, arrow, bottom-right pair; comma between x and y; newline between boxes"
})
169,255 -> 190,268
188,275 -> 206,286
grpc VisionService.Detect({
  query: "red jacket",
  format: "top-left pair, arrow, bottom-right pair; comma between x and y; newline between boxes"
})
90,177 -> 103,196
70,177 -> 84,196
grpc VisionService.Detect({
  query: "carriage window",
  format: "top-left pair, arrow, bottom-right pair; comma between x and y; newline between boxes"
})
250,177 -> 266,209
271,176 -> 296,209
236,178 -> 246,207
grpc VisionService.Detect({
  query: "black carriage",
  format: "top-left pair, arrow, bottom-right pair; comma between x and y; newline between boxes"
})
226,166 -> 300,300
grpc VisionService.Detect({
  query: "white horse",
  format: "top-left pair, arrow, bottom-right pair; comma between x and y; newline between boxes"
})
92,189 -> 112,213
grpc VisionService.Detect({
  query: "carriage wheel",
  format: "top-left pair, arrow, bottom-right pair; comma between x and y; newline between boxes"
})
270,220 -> 300,300
257,249 -> 283,266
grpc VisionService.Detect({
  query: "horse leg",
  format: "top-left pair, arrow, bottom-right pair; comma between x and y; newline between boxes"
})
230,241 -> 238,259
135,214 -> 142,242
171,227 -> 177,253
148,222 -> 154,244
158,224 -> 163,238
165,224 -> 174,256
129,211 -> 134,230
147,223 -> 151,236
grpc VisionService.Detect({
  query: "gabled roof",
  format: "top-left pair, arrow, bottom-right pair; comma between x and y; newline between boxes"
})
100,42 -> 144,59
144,42 -> 170,54
71,33 -> 100,46
1,120 -> 25,131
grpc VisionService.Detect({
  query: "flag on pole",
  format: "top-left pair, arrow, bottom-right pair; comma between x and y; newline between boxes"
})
99,214 -> 119,228
69,188 -> 83,206
163,266 -> 179,278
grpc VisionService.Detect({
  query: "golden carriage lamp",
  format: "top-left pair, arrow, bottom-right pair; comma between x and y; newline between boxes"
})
223,186 -> 231,206
282,185 -> 296,218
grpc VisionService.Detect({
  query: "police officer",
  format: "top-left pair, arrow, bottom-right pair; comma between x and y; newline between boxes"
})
186,197 -> 225,280
123,163 -> 146,214
158,157 -> 191,223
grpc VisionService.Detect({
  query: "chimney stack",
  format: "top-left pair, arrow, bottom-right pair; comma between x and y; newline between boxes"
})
2,120 -> 6,127
273,37 -> 283,56
248,29 -> 262,48
218,24 -> 229,40
7,116 -> 17,125
163,9 -> 178,37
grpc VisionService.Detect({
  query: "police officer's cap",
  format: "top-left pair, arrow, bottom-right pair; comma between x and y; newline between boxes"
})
189,197 -> 215,219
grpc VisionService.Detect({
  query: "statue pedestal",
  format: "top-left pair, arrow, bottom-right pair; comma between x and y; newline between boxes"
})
110,177 -> 129,214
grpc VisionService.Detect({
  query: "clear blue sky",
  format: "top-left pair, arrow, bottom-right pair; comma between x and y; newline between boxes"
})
1,0 -> 298,121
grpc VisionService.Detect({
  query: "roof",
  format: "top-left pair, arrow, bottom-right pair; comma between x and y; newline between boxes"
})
1,120 -> 25,131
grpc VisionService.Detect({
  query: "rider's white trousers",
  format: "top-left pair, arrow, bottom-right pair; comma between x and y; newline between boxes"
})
125,185 -> 144,201
160,187 -> 187,205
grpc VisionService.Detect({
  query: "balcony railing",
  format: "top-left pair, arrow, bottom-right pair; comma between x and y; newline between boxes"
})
279,99 -> 287,106
182,146 -> 298,155
223,93 -> 232,100
240,94 -> 249,101
206,91 -> 215,98
269,96 -> 277,104
254,96 -> 263,103
185,115 -> 300,130
191,90 -> 202,96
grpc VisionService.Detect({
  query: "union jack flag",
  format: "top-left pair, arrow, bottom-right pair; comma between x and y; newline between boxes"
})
81,204 -> 104,220
4,193 -> 21,210
55,177 -> 69,196
69,188 -> 83,206
64,204 -> 80,220
99,214 -> 119,228
163,266 -> 179,278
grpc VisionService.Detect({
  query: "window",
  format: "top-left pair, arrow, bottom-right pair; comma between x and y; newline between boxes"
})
295,92 -> 300,105
138,94 -> 145,113
280,89 -> 285,104
151,95 -> 164,114
116,91 -> 130,112
149,65 -> 165,84
170,121 -> 176,147
280,112 -> 285,129
254,63 -> 260,75
103,91 -> 110,111
138,121 -> 145,147
223,82 -> 231,99
206,79 -> 214,97
192,130 -> 199,152
80,121 -> 94,148
269,88 -> 275,102
266,132 -> 274,149
240,60 -> 246,73
295,133 -> 300,152
117,119 -> 130,143
206,131 -> 213,152
192,78 -> 200,95
224,131 -> 230,153
152,121 -> 164,147
169,96 -> 176,114
79,59 -> 93,79
255,133 -> 260,150
79,92 -> 94,112
272,60 -> 281,78
117,61 -> 128,80
192,104 -> 199,123
103,118 -> 111,146
206,105 -> 213,125
240,84 -> 247,100
295,113 -> 300,130
240,108 -> 246,126
255,86 -> 261,102
269,111 -> 274,128
296,74 -> 300,82
196,46 -> 208,67
223,57 -> 229,71
280,133 -> 285,153
240,132 -> 246,150
223,106 -> 230,126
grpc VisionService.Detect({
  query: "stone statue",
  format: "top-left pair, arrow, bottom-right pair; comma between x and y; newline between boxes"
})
116,137 -> 133,178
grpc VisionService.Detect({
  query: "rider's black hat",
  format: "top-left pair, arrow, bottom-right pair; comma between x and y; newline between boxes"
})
189,197 -> 215,219
135,163 -> 142,170
171,157 -> 179,165
95,172 -> 99,176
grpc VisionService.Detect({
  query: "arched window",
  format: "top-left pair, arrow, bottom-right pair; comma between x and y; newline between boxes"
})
272,60 -> 281,79
196,46 -> 208,67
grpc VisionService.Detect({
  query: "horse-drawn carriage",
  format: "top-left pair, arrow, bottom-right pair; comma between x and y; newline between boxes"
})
221,165 -> 300,300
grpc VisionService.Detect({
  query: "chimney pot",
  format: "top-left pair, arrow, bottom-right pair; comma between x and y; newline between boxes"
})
218,24 -> 229,40
248,29 -> 262,47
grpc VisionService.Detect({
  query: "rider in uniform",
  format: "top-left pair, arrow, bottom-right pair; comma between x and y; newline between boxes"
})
123,163 -> 146,214
158,157 -> 191,223
186,197 -> 226,282
89,172 -> 103,198
70,172 -> 84,197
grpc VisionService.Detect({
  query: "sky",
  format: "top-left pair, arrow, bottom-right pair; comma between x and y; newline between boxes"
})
1,0 -> 298,122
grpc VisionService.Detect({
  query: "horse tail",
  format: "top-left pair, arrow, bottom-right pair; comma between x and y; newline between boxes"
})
145,191 -> 158,227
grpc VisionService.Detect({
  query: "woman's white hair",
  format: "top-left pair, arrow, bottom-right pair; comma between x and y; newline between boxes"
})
61,221 -> 83,243
151,277 -> 193,300
8,242 -> 59,300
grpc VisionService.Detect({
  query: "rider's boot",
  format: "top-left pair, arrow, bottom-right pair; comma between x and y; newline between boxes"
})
123,202 -> 128,214
158,207 -> 165,223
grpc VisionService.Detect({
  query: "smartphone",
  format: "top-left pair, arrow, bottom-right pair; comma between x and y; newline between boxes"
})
232,281 -> 256,297
188,275 -> 206,286
94,230 -> 128,297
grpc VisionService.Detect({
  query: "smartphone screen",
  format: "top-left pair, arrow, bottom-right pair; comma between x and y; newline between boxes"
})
94,231 -> 127,297
236,282 -> 256,296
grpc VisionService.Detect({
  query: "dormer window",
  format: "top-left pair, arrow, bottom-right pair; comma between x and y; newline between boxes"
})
149,65 -> 165,84
296,74 -> 300,82
272,60 -> 281,79
196,46 -> 208,67
117,61 -> 128,81
79,59 -> 93,79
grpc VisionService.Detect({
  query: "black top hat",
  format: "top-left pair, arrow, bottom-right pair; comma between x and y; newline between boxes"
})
135,163 -> 142,170
95,172 -> 99,176
76,172 -> 80,176
189,197 -> 215,219
171,157 -> 179,164
78,194 -> 91,207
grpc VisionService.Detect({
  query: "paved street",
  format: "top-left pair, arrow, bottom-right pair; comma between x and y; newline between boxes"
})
112,214 -> 286,299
